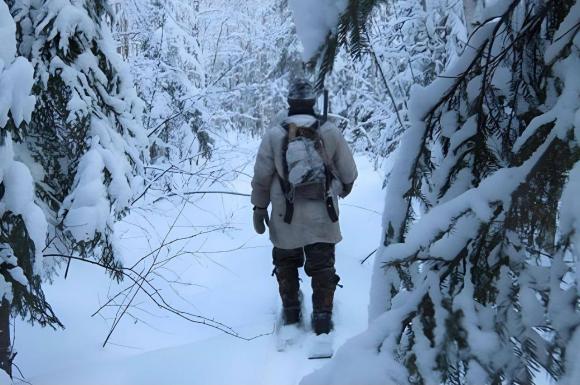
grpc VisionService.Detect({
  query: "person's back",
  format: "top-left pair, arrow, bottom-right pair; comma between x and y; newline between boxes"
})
251,78 -> 357,336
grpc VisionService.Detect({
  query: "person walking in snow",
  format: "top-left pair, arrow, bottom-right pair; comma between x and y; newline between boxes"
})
251,78 -> 358,335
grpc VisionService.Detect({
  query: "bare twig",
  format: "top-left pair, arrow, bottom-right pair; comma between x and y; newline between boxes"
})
360,248 -> 378,265
44,253 -> 268,342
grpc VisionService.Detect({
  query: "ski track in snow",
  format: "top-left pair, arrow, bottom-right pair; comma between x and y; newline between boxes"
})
14,141 -> 384,385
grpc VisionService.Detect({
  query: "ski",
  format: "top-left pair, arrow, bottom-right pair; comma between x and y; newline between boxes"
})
274,291 -> 306,352
308,355 -> 333,360
307,332 -> 334,359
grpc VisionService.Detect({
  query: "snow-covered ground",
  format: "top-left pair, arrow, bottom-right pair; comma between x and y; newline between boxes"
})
14,137 -> 384,385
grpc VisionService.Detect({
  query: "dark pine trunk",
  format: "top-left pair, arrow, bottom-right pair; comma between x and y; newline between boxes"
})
0,299 -> 11,377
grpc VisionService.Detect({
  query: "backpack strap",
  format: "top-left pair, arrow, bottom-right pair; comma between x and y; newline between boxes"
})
279,132 -> 294,224
314,138 -> 339,223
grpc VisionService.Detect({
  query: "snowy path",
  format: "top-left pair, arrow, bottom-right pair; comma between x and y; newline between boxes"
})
15,146 -> 383,385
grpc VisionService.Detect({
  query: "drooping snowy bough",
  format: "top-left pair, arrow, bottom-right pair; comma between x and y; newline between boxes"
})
301,1 -> 580,384
9,0 -> 147,275
0,2 -> 62,379
1,0 -> 147,379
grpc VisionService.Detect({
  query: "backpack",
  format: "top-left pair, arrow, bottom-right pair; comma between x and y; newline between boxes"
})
279,117 -> 339,224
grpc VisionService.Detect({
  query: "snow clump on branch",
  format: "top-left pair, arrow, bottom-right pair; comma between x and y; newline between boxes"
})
288,0 -> 348,60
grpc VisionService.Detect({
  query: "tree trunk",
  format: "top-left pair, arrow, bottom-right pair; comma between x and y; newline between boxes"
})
0,299 -> 11,377
463,0 -> 478,34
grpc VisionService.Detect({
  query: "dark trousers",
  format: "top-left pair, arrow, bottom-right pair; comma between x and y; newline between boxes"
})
272,242 -> 339,315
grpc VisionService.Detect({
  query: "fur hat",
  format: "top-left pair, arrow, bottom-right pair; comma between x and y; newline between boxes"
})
288,78 -> 316,104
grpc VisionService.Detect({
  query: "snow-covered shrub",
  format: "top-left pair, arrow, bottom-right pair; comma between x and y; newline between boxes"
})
113,0 -> 212,163
303,0 -> 580,384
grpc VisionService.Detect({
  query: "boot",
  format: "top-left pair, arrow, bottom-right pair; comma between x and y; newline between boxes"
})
283,306 -> 301,325
311,312 -> 333,334
311,270 -> 339,334
275,267 -> 302,325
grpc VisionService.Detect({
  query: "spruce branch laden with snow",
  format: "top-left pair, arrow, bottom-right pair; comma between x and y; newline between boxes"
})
304,0 -> 580,384
288,0 -> 466,161
8,0 -> 147,277
319,0 -> 466,158
0,2 -> 62,379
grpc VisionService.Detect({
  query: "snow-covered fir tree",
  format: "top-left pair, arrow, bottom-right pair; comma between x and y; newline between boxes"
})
300,0 -> 580,384
8,0 -> 147,275
1,0 -> 147,377
0,2 -> 61,378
